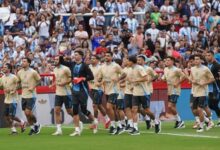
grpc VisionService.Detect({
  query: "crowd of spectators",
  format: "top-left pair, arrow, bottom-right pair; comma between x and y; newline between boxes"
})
0,0 -> 220,84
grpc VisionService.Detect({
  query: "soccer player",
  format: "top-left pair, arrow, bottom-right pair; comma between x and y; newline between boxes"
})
162,56 -> 185,129
205,51 -> 220,127
17,58 -> 41,135
190,55 -> 215,132
137,55 -> 158,129
99,51 -> 122,135
183,55 -> 200,129
115,59 -> 127,134
50,56 -> 73,135
127,56 -> 161,135
0,63 -> 26,135
60,51 -> 96,136
89,55 -> 110,133
122,57 -> 134,132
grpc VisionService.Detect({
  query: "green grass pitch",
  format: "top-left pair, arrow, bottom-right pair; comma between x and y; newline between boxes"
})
0,121 -> 219,150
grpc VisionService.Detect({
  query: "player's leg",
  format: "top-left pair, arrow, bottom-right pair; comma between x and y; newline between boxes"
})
124,94 -> 133,131
196,97 -> 206,132
22,98 -> 41,135
115,98 -> 126,134
130,96 -> 140,135
168,95 -> 184,128
52,95 -> 64,135
9,103 -> 26,133
4,104 -> 17,135
190,94 -> 200,129
141,95 -> 161,133
106,94 -> 118,134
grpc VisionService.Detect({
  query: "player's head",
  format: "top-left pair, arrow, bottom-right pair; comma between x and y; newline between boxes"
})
128,55 -> 137,67
91,55 -> 100,65
165,56 -> 175,67
194,54 -> 202,66
137,55 -> 146,66
205,51 -> 215,63
74,50 -> 84,62
54,55 -> 61,66
2,63 -> 12,74
105,51 -> 113,63
189,55 -> 195,66
22,57 -> 31,68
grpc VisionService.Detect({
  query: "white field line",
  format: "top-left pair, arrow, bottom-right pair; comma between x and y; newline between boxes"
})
44,125 -> 220,139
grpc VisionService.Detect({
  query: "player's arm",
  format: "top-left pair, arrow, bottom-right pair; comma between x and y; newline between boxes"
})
10,76 -> 18,94
132,68 -> 148,83
16,72 -> 22,90
58,68 -> 72,86
199,69 -> 215,86
174,70 -> 186,86
29,71 -> 41,91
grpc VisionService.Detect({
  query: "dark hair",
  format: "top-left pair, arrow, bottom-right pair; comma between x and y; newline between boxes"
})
5,63 -> 12,72
114,59 -> 122,66
189,55 -> 195,60
166,56 -> 175,62
106,51 -> 113,56
207,51 -> 214,55
137,55 -> 146,61
74,50 -> 84,57
128,55 -> 137,64
23,57 -> 31,64
194,54 -> 202,60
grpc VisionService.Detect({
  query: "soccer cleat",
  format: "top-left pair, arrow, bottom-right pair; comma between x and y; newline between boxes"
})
193,122 -> 199,129
109,126 -> 117,135
28,129 -> 36,136
79,121 -> 83,133
93,124 -> 98,134
215,122 -> 220,127
155,122 -> 161,134
196,127 -> 204,133
146,120 -> 151,130
52,130 -> 62,136
174,121 -> 179,128
69,130 -> 81,136
129,128 -> 140,136
105,120 -> 111,129
176,121 -> 185,129
20,122 -> 27,133
116,127 -> 125,135
125,125 -> 133,132
206,121 -> 214,130
34,124 -> 41,134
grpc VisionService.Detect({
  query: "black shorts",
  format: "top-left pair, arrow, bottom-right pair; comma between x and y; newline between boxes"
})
55,95 -> 73,109
168,95 -> 179,104
22,98 -> 36,111
192,96 -> 206,109
90,89 -> 103,105
132,95 -> 150,109
124,94 -> 133,108
4,103 -> 17,117
117,99 -> 125,110
106,93 -> 118,105
72,89 -> 88,106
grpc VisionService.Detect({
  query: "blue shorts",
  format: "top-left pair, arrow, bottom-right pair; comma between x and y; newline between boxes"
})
22,98 -> 36,111
4,103 -> 17,117
117,99 -> 125,110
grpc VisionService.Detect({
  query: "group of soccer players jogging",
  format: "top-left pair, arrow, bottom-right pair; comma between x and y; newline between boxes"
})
0,50 -> 220,136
